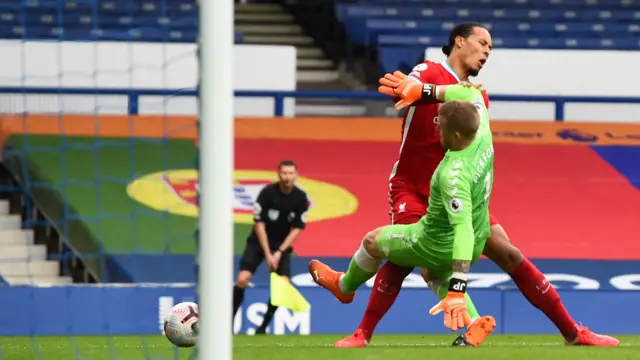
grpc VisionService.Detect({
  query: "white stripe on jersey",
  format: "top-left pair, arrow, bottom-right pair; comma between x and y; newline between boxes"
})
441,61 -> 462,82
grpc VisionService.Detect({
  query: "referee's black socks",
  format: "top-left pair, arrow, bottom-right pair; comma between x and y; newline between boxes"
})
255,297 -> 278,334
233,287 -> 278,334
233,285 -> 245,320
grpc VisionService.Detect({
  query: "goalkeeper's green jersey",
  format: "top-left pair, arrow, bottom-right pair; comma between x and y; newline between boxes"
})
415,85 -> 494,263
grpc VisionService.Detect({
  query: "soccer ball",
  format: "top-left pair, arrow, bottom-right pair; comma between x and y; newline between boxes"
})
164,302 -> 199,347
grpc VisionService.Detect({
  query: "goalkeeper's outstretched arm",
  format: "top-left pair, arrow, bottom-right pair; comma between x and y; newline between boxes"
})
426,83 -> 485,104
440,174 -> 475,292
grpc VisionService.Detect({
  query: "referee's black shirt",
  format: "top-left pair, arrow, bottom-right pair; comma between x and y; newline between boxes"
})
248,182 -> 309,252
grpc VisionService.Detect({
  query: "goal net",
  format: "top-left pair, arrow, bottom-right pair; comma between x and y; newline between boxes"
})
0,0 -> 201,358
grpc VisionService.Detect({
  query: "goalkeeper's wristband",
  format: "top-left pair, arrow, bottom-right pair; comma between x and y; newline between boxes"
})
448,276 -> 468,293
421,83 -> 438,102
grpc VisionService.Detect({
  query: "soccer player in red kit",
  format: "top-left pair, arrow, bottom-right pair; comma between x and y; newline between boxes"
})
335,22 -> 619,348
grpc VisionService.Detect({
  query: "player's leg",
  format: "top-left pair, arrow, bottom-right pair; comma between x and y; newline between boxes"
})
309,223 -> 422,303
255,252 -> 292,334
483,224 -> 579,338
309,227 -> 384,303
335,198 -> 424,347
233,242 -> 264,325
347,261 -> 413,346
484,217 -> 618,346
359,212 -> 418,333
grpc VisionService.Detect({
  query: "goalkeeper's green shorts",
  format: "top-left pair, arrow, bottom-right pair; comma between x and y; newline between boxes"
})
376,223 -> 486,279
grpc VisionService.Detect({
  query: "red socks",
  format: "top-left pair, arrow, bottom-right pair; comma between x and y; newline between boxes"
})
509,258 -> 578,339
357,261 -> 413,338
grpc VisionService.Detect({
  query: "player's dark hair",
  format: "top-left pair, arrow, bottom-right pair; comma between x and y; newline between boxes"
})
438,101 -> 480,139
278,160 -> 297,170
442,22 -> 488,57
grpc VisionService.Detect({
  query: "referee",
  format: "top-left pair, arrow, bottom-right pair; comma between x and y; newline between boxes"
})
232,160 -> 309,334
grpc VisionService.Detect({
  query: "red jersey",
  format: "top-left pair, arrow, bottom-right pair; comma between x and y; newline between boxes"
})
388,61 -> 490,198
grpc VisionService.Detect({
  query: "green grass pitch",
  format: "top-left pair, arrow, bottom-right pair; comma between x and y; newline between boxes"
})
1,335 -> 638,360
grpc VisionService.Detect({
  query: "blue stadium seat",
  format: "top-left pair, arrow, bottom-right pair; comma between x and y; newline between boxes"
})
352,19 -> 640,47
358,0 -> 638,8
378,46 -> 427,74
378,34 -> 448,46
337,0 -> 640,75
0,0 -> 209,42
339,4 -> 640,22
378,34 -> 640,73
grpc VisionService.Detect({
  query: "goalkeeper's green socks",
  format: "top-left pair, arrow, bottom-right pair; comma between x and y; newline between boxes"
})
340,244 -> 381,293
434,279 -> 481,321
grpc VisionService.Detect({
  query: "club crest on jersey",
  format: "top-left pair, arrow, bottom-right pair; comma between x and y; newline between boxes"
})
449,198 -> 463,213
268,209 -> 280,221
412,63 -> 428,72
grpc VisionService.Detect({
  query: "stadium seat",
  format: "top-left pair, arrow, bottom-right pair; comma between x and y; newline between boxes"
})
354,20 -> 640,46
357,0 -> 637,8
0,0 -> 249,43
336,0 -> 640,74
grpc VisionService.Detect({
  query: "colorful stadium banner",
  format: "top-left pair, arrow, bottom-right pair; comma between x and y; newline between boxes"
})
3,115 -> 640,284
4,115 -> 640,145
236,117 -> 640,145
126,169 -> 358,223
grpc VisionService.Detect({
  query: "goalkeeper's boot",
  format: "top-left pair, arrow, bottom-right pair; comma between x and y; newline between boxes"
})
452,335 -> 472,347
308,259 -> 354,304
452,316 -> 496,347
334,329 -> 370,348
565,325 -> 619,347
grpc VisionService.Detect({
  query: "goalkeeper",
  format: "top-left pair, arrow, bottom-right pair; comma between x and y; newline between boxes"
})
309,82 -> 494,332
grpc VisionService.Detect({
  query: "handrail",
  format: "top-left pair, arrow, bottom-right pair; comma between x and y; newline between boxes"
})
1,87 -> 640,120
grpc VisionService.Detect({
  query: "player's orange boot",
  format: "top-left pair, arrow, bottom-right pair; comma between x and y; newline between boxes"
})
565,325 -> 619,347
308,259 -> 354,304
463,316 -> 496,346
334,328 -> 370,348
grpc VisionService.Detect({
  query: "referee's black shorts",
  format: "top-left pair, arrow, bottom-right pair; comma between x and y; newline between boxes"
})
239,241 -> 291,277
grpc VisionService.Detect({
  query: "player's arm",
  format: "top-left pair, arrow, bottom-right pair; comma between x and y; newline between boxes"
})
428,167 -> 474,330
379,73 -> 486,111
277,193 -> 309,253
439,168 -> 475,288
253,188 -> 272,256
438,84 -> 491,126
436,84 -> 485,103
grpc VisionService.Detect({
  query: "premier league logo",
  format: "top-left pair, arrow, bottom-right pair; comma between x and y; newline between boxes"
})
449,198 -> 463,213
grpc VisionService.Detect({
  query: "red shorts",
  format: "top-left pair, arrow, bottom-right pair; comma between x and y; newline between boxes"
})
389,190 -> 500,226
388,190 -> 427,225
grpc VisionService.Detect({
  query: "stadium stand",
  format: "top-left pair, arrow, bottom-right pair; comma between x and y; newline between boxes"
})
0,0 -> 338,87
332,0 -> 640,79
0,0 -> 345,95
235,2 -> 342,87
0,0 -> 204,42
3,0 -> 639,85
